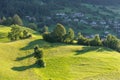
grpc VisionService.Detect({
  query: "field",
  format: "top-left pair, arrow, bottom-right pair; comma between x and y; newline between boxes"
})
0,26 -> 120,80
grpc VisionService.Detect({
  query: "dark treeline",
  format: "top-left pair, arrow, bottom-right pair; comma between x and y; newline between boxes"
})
0,0 -> 119,18
81,0 -> 120,5
0,0 -> 82,18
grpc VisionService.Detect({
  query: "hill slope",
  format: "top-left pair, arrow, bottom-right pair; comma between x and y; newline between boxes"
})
0,27 -> 120,80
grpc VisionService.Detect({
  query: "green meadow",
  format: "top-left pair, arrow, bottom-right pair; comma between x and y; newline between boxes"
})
0,26 -> 120,80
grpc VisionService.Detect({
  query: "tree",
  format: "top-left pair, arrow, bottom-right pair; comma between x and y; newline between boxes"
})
23,30 -> 29,38
64,28 -> 75,43
33,45 -> 45,67
8,25 -> 22,41
1,16 -> 7,25
103,34 -> 120,51
90,34 -> 102,46
6,17 -> 13,25
42,25 -> 49,33
77,34 -> 90,46
1,17 -> 13,25
76,32 -> 83,40
51,23 -> 66,42
28,23 -> 37,30
13,14 -> 23,26
42,32 -> 53,42
2,16 -> 6,22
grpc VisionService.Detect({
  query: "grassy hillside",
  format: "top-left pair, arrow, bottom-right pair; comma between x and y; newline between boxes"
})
0,27 -> 120,80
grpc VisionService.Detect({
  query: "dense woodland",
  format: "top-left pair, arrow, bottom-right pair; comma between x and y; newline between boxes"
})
82,0 -> 120,5
0,0 -> 120,17
1,0 -> 120,38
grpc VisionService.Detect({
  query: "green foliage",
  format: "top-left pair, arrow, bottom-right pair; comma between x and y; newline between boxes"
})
28,23 -> 37,30
51,23 -> 66,42
42,32 -> 53,42
22,30 -> 32,39
2,16 -> 6,22
8,25 -> 22,41
8,25 -> 32,41
13,14 -> 23,26
34,45 -> 43,59
64,28 -> 75,43
36,59 -> 45,67
0,17 -> 13,26
90,34 -> 102,46
0,16 -> 6,25
77,33 -> 90,46
23,30 -> 28,38
42,26 -> 49,33
33,45 -> 45,67
103,34 -> 120,52
5,17 -> 13,25
43,23 -> 67,42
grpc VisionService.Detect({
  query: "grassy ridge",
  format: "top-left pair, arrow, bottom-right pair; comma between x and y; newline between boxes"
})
0,27 -> 120,80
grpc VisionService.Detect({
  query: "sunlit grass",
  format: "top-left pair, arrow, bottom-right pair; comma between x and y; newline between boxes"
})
0,26 -> 120,80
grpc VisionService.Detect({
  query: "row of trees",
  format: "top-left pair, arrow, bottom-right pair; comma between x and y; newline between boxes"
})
0,14 -> 23,26
33,45 -> 45,67
8,25 -> 32,41
77,33 -> 120,52
43,23 -> 120,52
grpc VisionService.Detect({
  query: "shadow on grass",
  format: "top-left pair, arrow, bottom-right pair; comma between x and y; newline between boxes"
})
15,53 -> 34,61
75,46 -> 113,55
20,39 -> 66,50
11,63 -> 42,71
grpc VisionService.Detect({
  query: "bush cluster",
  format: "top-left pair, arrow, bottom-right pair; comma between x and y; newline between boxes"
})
43,23 -> 75,43
8,25 -> 32,41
